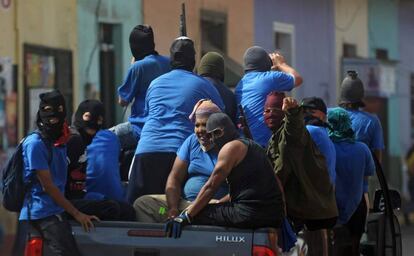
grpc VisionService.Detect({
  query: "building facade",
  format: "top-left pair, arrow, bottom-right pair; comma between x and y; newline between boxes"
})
77,0 -> 141,126
255,0 -> 336,106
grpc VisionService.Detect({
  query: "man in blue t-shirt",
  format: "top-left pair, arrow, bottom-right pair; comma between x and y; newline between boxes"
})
337,71 -> 385,214
301,97 -> 336,185
133,100 -> 228,222
66,99 -> 135,222
327,107 -> 375,254
126,37 -> 224,204
20,90 -> 98,255
338,71 -> 384,163
235,46 -> 303,147
112,25 -> 170,150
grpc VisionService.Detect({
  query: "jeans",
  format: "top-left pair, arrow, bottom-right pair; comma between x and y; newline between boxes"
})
71,199 -> 136,221
31,214 -> 81,256
109,122 -> 139,150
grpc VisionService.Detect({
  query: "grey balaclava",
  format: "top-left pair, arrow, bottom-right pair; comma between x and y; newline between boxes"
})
339,70 -> 365,107
243,46 -> 272,73
206,113 -> 239,149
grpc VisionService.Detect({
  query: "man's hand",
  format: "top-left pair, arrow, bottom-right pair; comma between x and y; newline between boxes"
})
165,210 -> 192,238
74,211 -> 100,232
269,52 -> 286,71
282,97 -> 298,112
118,97 -> 129,107
167,208 -> 179,219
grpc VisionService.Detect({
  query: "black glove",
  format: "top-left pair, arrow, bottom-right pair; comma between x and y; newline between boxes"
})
164,210 -> 192,238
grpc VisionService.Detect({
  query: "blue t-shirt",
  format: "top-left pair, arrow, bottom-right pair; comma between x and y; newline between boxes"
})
346,109 -> 384,192
334,141 -> 375,224
20,133 -> 67,220
346,109 -> 384,151
86,130 -> 125,202
235,71 -> 294,147
117,54 -> 170,136
136,69 -> 225,154
177,134 -> 228,201
306,125 -> 336,185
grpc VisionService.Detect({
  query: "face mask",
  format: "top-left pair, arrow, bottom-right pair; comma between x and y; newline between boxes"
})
209,127 -> 238,149
37,104 -> 66,140
73,100 -> 105,132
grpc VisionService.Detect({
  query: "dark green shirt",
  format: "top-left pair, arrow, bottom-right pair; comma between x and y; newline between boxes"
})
266,107 -> 338,220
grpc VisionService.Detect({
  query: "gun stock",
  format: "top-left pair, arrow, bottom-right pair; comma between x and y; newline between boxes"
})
238,105 -> 253,140
179,3 -> 187,37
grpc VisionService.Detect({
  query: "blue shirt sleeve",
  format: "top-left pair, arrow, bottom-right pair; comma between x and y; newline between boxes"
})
24,138 -> 49,172
177,135 -> 193,163
271,71 -> 295,91
117,63 -> 142,103
370,115 -> 385,150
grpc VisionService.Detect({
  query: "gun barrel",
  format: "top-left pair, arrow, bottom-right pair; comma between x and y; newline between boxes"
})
180,3 -> 187,36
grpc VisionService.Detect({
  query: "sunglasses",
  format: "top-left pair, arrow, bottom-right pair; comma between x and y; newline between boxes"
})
263,107 -> 283,114
207,127 -> 224,138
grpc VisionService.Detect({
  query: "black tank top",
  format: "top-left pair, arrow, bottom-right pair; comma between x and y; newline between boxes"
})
227,138 -> 282,205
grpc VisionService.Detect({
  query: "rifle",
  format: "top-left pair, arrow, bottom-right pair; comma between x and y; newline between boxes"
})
179,3 -> 187,36
238,104 -> 253,140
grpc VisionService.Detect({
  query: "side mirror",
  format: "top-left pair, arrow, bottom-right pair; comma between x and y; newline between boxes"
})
372,189 -> 401,212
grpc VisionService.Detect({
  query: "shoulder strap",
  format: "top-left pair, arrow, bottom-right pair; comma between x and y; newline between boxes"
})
33,130 -> 53,164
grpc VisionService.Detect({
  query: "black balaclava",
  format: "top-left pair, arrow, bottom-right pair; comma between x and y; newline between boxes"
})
73,99 -> 104,145
36,90 -> 66,141
301,97 -> 330,128
243,46 -> 272,73
129,25 -> 157,61
206,113 -> 239,149
170,36 -> 196,71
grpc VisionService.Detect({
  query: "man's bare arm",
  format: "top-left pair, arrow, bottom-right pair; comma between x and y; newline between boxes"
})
37,170 -> 99,232
118,96 -> 129,107
165,157 -> 189,218
373,149 -> 382,164
270,52 -> 303,87
187,140 -> 247,218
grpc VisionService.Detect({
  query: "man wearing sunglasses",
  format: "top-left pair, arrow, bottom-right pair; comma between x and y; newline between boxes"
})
165,112 -> 284,238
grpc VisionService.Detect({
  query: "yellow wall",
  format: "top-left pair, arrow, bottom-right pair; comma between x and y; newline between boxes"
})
335,0 -> 369,86
143,0 -> 254,65
0,3 -> 16,60
1,0 -> 78,138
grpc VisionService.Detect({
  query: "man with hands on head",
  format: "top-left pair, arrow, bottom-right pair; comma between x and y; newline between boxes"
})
235,47 -> 303,147
165,112 -> 284,238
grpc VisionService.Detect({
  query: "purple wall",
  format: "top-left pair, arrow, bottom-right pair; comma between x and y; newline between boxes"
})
398,0 -> 414,149
254,0 -> 336,106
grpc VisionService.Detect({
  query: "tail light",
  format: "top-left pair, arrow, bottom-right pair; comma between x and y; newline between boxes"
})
24,237 -> 43,256
252,230 -> 278,256
252,245 -> 277,256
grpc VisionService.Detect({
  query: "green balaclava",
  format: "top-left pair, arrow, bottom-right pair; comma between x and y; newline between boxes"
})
327,107 -> 355,143
197,52 -> 225,82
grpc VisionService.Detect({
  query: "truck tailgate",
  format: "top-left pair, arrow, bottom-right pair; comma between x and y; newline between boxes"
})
71,221 -> 256,256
